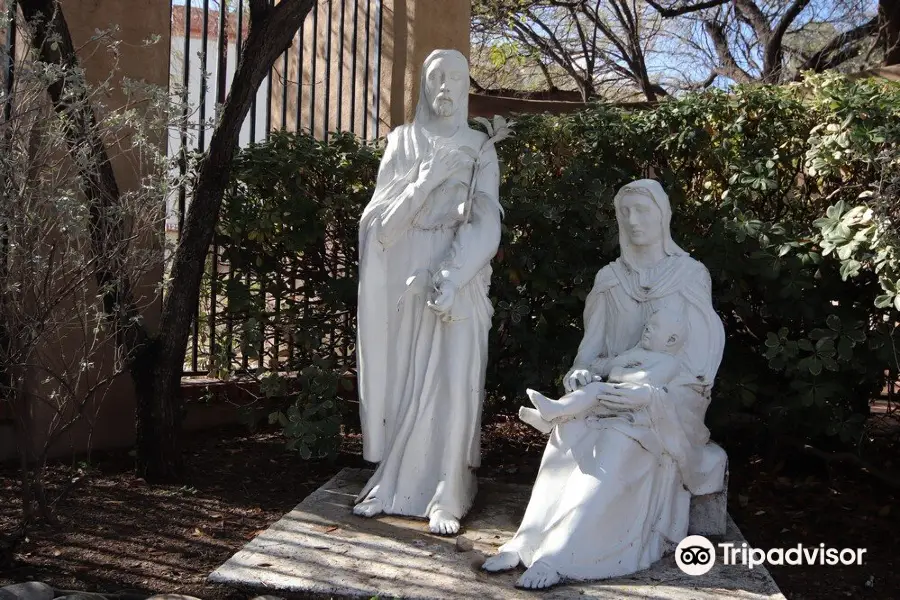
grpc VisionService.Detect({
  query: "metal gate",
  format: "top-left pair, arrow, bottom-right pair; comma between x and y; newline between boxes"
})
168,0 -> 384,376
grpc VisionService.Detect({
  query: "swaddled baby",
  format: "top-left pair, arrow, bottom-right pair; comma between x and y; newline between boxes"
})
520,307 -> 685,433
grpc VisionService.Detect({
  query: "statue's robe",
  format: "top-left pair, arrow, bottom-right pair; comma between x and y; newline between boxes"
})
356,122 -> 501,519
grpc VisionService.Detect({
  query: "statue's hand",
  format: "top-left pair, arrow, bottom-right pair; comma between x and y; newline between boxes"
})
404,269 -> 432,295
563,367 -> 592,392
417,145 -> 474,191
396,269 -> 432,312
427,278 -> 457,321
596,383 -> 653,408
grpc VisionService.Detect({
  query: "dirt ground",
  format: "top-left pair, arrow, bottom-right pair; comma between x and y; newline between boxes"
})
0,415 -> 897,600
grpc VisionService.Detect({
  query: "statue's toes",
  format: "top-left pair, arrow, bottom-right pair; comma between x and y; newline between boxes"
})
517,565 -> 560,589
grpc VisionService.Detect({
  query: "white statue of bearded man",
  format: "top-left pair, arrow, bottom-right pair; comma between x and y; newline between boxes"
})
354,49 -> 502,535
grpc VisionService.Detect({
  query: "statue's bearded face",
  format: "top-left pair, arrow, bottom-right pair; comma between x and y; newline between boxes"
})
424,56 -> 467,118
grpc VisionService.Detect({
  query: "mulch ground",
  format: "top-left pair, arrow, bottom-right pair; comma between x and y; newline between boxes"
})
0,414 -> 897,600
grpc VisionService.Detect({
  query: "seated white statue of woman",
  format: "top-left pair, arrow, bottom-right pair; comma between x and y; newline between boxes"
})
482,179 -> 727,589
520,306 -> 686,432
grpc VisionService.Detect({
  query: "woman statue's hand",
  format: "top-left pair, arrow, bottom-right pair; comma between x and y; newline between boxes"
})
595,383 -> 653,408
416,145 -> 474,192
563,367 -> 592,392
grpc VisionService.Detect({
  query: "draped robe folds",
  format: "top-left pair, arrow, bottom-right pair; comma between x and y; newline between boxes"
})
355,123 -> 501,519
500,254 -> 728,581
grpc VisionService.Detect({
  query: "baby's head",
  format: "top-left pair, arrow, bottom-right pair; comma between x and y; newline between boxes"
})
640,307 -> 686,354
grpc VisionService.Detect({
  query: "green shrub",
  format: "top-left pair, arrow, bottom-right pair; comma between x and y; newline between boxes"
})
215,131 -> 380,458
216,73 -> 900,455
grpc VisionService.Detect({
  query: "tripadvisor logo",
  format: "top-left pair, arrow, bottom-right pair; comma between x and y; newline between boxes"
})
675,535 -> 868,576
675,535 -> 716,575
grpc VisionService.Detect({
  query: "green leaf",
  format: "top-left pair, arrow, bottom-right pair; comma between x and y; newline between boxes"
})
839,259 -> 861,280
837,336 -> 853,360
808,357 -> 823,376
875,294 -> 894,308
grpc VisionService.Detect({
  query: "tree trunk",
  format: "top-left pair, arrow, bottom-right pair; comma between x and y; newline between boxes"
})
882,0 -> 900,66
135,0 -> 316,480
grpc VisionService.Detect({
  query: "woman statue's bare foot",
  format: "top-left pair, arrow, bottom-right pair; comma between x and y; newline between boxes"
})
353,497 -> 384,518
428,509 -> 460,535
482,551 -> 520,572
516,560 -> 561,589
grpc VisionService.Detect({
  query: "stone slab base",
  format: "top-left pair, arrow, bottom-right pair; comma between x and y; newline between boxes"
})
209,468 -> 785,599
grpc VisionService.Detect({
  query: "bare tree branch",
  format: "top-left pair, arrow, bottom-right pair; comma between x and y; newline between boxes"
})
764,0 -> 812,80
794,16 -> 879,76
645,0 -> 729,18
704,19 -> 754,82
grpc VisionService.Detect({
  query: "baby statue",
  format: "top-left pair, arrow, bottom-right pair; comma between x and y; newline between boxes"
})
520,306 -> 686,433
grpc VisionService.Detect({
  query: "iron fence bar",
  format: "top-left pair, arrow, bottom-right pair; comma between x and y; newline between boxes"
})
226,0 -> 244,373
336,0 -> 344,132
236,0 -> 244,59
3,0 -> 15,124
296,20 -> 304,132
285,262 -> 296,366
258,276 -> 266,372
323,0 -> 332,141
265,0 -> 273,139
373,0 -> 382,137
281,48 -> 288,130
216,2 -> 228,106
178,0 -> 193,371
249,3 -> 257,143
2,1 -> 17,285
273,284 -> 281,370
198,0 -> 209,151
265,69 -> 273,139
191,0 -> 212,373
209,0 -> 229,371
350,0 -> 358,135
177,0 -> 191,236
309,3 -> 317,136
241,271 -> 250,373
362,0 -> 370,139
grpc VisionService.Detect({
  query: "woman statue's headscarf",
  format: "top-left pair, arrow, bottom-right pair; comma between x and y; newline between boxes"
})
613,179 -> 686,270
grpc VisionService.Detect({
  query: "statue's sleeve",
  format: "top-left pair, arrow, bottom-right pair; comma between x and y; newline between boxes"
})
363,130 -> 428,248
572,267 -> 614,370
438,144 -> 502,289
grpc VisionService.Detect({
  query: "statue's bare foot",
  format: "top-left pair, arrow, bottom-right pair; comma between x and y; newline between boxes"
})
428,509 -> 460,535
353,498 -> 384,518
518,407 -> 554,434
482,551 -> 520,572
516,561 -> 561,589
526,388 -> 562,421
